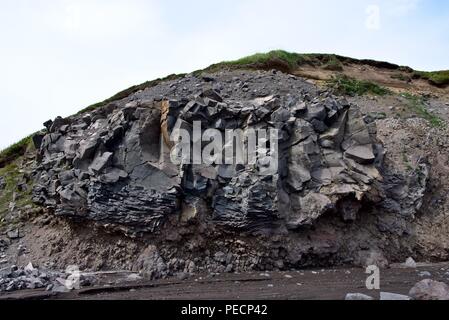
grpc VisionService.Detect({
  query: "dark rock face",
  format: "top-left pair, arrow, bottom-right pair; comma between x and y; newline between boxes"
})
33,101 -> 181,233
30,70 -> 430,270
32,70 -> 384,234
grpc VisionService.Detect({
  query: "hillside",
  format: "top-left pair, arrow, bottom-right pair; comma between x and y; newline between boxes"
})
1,51 -> 449,297
1,50 -> 448,169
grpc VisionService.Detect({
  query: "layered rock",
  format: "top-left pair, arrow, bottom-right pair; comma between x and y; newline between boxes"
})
32,70 -> 386,235
33,101 -> 181,232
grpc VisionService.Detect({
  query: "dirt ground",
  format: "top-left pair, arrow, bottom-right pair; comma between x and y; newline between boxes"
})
296,64 -> 449,98
1,263 -> 448,300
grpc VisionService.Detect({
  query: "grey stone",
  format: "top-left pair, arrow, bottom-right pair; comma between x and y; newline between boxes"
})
306,104 -> 327,122
291,101 -> 307,115
43,119 -> 53,130
345,145 -> 375,164
200,88 -> 223,102
32,132 -> 46,149
82,114 -> 92,125
100,168 -> 128,184
380,292 -> 412,300
345,293 -> 374,300
409,279 -> 449,300
404,257 -> 417,269
89,152 -> 113,174
418,271 -> 431,277
50,116 -> 68,133
7,229 -> 20,240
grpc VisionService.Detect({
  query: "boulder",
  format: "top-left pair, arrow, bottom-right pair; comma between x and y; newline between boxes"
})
409,279 -> 449,300
32,132 -> 46,149
88,152 -> 113,174
200,88 -> 223,102
49,116 -> 68,133
345,145 -> 375,164
287,193 -> 334,228
43,119 -> 53,131
7,229 -> 20,240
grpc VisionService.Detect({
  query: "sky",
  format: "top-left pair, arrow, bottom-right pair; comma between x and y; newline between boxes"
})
0,0 -> 448,149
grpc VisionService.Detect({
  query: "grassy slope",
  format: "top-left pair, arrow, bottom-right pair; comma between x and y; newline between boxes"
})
414,70 -> 449,87
1,50 -> 448,168
0,135 -> 32,169
0,161 -> 35,227
327,75 -> 391,96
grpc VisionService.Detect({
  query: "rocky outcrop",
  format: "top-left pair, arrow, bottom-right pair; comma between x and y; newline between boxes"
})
409,279 -> 449,300
23,70 -> 435,277
33,101 -> 181,232
31,71 -> 387,235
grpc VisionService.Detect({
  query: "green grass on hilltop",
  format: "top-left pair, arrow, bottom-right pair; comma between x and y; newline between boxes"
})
323,55 -> 344,71
202,50 -> 309,74
225,50 -> 306,67
0,135 -> 33,169
203,50 -> 347,74
414,70 -> 449,87
327,75 -> 391,96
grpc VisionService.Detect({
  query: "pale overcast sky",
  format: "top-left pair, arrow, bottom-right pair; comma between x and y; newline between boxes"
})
0,0 -> 448,149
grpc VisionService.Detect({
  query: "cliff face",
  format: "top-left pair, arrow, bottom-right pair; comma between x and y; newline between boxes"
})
32,71 -> 382,230
24,70 -> 430,274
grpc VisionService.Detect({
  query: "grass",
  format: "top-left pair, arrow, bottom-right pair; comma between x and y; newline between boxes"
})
402,150 -> 414,172
202,51 -> 347,74
0,135 -> 33,169
0,161 -> 35,228
201,50 -> 313,74
327,75 -> 391,96
414,70 -> 449,87
401,93 -> 445,128
0,164 -> 20,221
368,112 -> 387,120
323,55 -> 344,71
224,50 -> 305,67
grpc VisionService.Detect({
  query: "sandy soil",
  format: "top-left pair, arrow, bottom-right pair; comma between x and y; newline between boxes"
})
295,64 -> 449,98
